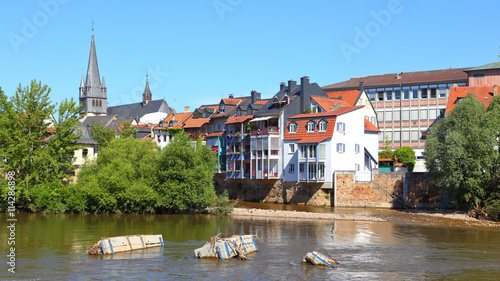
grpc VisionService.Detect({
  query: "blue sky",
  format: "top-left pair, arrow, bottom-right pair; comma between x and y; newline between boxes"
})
1,0 -> 500,113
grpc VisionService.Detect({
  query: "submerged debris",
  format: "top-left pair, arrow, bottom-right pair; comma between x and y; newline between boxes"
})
194,233 -> 258,260
88,234 -> 163,255
302,251 -> 339,268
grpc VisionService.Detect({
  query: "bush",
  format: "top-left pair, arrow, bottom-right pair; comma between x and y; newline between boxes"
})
483,197 -> 500,221
394,147 -> 416,172
379,150 -> 394,159
211,190 -> 236,215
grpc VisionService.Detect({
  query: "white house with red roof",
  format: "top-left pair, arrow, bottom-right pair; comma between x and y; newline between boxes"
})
283,106 -> 379,187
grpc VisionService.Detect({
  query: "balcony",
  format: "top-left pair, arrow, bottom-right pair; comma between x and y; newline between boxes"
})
264,169 -> 279,178
250,126 -> 279,136
299,172 -> 325,182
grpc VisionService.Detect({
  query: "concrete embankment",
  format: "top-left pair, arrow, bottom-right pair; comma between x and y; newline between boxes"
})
231,208 -> 386,222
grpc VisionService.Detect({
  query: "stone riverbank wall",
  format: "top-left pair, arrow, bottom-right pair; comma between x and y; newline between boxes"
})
214,171 -> 448,208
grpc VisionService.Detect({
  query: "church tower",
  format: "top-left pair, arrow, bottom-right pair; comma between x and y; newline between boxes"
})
142,74 -> 152,106
79,29 -> 107,115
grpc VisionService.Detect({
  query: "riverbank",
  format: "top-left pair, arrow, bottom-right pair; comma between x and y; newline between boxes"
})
231,207 -> 500,227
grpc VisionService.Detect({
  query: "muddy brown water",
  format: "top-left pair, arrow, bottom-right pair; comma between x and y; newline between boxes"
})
1,203 -> 499,280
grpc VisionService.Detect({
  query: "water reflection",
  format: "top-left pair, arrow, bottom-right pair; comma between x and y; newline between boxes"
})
0,211 -> 499,280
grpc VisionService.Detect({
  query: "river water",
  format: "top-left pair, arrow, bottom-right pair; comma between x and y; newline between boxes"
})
1,204 -> 500,280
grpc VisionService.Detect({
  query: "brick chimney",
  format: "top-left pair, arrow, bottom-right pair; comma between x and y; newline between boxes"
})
251,90 -> 261,104
300,76 -> 310,113
184,106 -> 190,113
229,94 -> 234,99
280,82 -> 286,92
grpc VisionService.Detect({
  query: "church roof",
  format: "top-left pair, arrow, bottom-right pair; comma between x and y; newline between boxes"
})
107,99 -> 173,120
84,31 -> 103,96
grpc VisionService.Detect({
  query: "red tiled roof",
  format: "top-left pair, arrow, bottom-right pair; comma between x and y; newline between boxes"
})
322,68 -> 469,90
289,106 -> 363,119
325,90 -> 360,106
134,124 -> 150,129
254,100 -> 269,105
284,116 -> 337,144
207,131 -> 225,137
156,112 -> 192,129
222,98 -> 243,106
364,119 -> 380,132
225,115 -> 254,124
182,117 -> 210,129
446,86 -> 495,115
311,96 -> 351,111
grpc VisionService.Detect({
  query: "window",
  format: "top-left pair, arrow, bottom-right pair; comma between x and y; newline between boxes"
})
248,108 -> 252,115
439,109 -> 445,118
355,144 -> 360,153
309,145 -> 317,158
369,89 -> 376,101
219,104 -> 225,113
299,163 -> 305,173
394,111 -> 401,121
402,110 -> 410,121
429,109 -> 437,120
307,121 -> 315,133
289,122 -> 297,133
99,100 -> 102,107
92,99 -> 95,106
289,164 -> 295,173
82,148 -> 88,158
411,110 -> 419,120
289,144 -> 295,154
385,111 -> 392,122
421,88 -> 428,99
394,90 -> 401,100
237,108 -> 242,116
336,143 -> 345,153
403,89 -> 410,100
474,74 -> 484,79
402,131 -> 410,141
377,111 -> 384,122
430,88 -> 437,99
438,84 -> 447,98
420,109 -> 428,120
300,145 -> 306,158
377,91 -> 384,101
412,89 -> 419,99
355,164 -> 360,171
386,90 -> 392,101
411,130 -> 419,141
318,120 -> 327,132
337,122 -> 345,132
394,131 -> 401,142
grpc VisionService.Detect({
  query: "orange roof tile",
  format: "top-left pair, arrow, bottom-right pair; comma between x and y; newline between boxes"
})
254,100 -> 269,105
325,90 -> 360,106
446,86 -> 495,115
134,124 -> 150,129
311,96 -> 351,111
157,112 -> 193,129
182,117 -> 210,129
222,98 -> 243,106
284,116 -> 336,144
364,119 -> 380,132
289,106 -> 363,119
225,115 -> 254,124
207,131 -> 225,137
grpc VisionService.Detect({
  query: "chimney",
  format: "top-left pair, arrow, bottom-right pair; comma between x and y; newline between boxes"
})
494,85 -> 498,96
280,82 -> 286,92
359,82 -> 364,93
251,90 -> 261,104
172,113 -> 176,121
184,106 -> 190,113
288,80 -> 297,94
300,76 -> 310,113
229,94 -> 234,99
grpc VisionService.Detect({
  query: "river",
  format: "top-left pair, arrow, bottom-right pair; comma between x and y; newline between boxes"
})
1,204 -> 500,280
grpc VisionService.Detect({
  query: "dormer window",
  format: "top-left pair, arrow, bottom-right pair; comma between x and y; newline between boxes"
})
237,108 -> 242,116
289,122 -> 297,133
318,120 -> 327,132
307,121 -> 315,133
248,108 -> 252,115
220,104 -> 225,113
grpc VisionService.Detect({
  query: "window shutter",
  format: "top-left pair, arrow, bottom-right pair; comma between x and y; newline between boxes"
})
343,123 -> 346,132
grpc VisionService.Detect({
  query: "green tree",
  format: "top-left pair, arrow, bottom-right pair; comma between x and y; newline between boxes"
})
0,80 -> 81,212
120,120 -> 137,138
155,132 -> 217,213
90,121 -> 115,148
394,147 -> 416,172
424,93 -> 494,209
72,137 -> 160,213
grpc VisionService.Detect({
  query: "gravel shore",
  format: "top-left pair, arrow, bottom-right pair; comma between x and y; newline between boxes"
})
231,207 -> 386,222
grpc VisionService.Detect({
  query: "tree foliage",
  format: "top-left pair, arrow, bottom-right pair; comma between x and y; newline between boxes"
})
155,132 -> 217,213
120,120 -> 136,138
90,121 -> 115,148
0,80 -> 81,212
424,93 -> 499,210
394,147 -> 416,172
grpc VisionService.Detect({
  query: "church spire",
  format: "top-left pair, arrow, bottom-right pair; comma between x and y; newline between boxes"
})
143,74 -> 152,106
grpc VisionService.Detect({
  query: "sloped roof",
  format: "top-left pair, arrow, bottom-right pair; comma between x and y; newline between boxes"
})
75,123 -> 99,145
465,61 -> 500,72
445,86 -> 495,115
108,99 -> 172,120
157,112 -> 192,129
207,131 -> 225,137
284,116 -> 336,144
222,98 -> 243,106
311,96 -> 351,111
322,68 -> 469,90
81,115 -> 115,128
225,114 -> 254,125
254,100 -> 269,105
183,117 -> 210,129
364,119 -> 380,133
289,106 -> 363,119
325,90 -> 360,106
